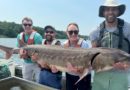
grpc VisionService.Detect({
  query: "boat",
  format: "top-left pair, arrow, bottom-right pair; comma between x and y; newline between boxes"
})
0,58 -> 66,90
0,76 -> 56,90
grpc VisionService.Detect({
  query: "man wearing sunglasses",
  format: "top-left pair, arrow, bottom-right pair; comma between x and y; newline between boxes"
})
63,23 -> 91,90
37,25 -> 62,89
43,25 -> 61,45
17,17 -> 42,82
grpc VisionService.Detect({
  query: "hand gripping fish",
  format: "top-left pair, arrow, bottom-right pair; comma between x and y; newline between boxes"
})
0,45 -> 130,83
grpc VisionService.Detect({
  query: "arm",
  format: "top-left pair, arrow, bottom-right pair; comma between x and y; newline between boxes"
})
16,34 -> 20,48
16,34 -> 28,59
89,28 -> 100,48
124,22 -> 130,42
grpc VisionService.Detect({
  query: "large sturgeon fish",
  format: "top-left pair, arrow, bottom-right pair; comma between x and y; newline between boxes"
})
0,45 -> 130,83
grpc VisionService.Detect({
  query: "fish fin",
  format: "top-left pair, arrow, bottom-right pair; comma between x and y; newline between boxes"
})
0,45 -> 13,59
75,68 -> 89,85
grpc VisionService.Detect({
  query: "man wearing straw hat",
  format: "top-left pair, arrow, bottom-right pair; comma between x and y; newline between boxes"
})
90,0 -> 130,90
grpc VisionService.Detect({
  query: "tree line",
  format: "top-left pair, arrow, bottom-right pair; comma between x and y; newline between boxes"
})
0,21 -> 89,39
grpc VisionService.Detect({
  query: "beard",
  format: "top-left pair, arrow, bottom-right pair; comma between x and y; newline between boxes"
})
105,15 -> 117,23
45,35 -> 53,42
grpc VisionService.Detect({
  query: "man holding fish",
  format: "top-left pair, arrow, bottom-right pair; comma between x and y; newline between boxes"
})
17,17 -> 42,82
90,0 -> 130,90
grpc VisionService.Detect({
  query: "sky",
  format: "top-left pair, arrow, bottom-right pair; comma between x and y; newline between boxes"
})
0,0 -> 129,35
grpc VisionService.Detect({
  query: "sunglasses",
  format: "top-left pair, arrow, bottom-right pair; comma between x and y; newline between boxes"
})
23,24 -> 32,27
45,31 -> 54,34
68,30 -> 79,35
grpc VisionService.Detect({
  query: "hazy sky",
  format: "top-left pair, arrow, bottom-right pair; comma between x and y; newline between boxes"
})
0,0 -> 129,35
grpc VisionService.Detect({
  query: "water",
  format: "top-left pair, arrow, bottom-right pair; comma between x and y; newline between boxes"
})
0,38 -> 91,47
0,38 -> 91,65
0,38 -> 17,47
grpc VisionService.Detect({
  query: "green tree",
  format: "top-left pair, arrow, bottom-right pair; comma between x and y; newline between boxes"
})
0,21 -> 88,39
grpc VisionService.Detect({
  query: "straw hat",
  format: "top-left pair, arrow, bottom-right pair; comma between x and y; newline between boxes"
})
99,0 -> 126,17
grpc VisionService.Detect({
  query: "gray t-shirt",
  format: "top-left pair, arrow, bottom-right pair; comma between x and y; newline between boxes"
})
89,22 -> 130,90
89,21 -> 130,42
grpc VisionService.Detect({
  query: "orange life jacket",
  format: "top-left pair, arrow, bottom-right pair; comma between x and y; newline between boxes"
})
43,39 -> 59,45
19,30 -> 36,46
64,38 -> 84,47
